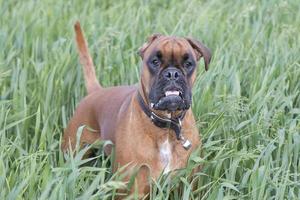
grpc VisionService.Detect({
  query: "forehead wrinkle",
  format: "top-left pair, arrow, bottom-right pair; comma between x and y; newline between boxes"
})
159,39 -> 173,61
174,40 -> 184,56
172,39 -> 186,65
171,39 -> 175,62
156,37 -> 190,65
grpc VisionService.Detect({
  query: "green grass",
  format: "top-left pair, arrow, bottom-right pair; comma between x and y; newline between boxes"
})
0,0 -> 300,199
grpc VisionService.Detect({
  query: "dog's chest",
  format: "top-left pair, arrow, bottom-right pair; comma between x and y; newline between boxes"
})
159,139 -> 172,174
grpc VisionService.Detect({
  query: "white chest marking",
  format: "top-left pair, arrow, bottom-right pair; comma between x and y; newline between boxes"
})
160,139 -> 172,174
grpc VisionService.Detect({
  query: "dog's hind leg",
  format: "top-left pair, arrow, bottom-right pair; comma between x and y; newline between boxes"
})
61,103 -> 101,154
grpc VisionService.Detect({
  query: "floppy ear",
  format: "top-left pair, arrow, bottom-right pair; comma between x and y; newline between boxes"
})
138,33 -> 162,59
185,37 -> 211,71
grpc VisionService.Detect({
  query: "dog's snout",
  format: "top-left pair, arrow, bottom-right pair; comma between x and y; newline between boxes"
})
163,68 -> 181,80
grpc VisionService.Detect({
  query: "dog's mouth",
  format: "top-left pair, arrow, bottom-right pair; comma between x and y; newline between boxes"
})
164,90 -> 183,98
151,89 -> 189,111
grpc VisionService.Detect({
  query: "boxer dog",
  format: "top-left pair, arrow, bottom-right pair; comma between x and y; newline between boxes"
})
62,21 -> 211,197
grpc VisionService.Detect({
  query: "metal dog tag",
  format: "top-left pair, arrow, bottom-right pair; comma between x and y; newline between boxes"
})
182,139 -> 192,150
179,134 -> 192,150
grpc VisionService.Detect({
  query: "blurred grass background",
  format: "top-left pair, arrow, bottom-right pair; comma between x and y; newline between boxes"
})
0,0 -> 299,199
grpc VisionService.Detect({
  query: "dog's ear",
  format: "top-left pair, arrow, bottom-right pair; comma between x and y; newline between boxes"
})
138,33 -> 162,59
185,37 -> 211,71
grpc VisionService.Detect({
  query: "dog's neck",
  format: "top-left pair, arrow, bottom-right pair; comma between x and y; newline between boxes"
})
135,88 -> 192,150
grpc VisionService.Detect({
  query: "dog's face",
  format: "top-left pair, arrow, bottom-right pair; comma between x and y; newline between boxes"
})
139,34 -> 211,112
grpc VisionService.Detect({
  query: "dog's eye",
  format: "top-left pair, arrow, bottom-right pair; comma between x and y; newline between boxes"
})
151,59 -> 160,67
184,61 -> 193,69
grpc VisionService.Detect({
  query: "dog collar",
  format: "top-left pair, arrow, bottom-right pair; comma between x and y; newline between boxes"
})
137,92 -> 192,150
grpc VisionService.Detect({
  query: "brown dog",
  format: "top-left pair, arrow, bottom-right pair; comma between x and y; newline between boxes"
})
62,21 -> 211,197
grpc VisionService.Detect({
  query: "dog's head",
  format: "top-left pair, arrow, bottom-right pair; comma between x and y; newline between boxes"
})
139,34 -> 211,112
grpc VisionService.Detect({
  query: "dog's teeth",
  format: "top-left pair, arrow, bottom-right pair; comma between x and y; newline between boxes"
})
165,91 -> 180,96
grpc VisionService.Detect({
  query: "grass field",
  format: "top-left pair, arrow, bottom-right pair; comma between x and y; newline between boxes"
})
1,0 -> 300,199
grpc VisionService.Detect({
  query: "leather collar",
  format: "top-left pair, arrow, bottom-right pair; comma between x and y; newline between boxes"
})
137,92 -> 192,150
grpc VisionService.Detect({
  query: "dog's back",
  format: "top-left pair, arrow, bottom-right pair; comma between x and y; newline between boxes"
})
62,22 -> 137,152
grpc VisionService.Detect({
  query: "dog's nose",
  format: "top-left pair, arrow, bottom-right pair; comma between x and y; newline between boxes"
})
163,67 -> 181,80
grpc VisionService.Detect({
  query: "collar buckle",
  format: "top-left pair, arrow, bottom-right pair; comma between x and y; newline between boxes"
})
150,114 -> 154,120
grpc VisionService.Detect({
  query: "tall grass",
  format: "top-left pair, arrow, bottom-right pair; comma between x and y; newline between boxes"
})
0,0 -> 299,199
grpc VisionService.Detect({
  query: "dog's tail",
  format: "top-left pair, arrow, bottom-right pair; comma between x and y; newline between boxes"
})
74,21 -> 102,94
